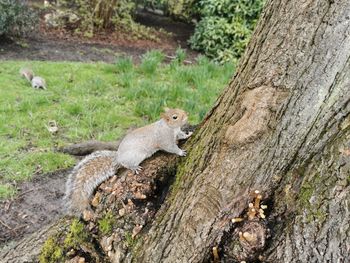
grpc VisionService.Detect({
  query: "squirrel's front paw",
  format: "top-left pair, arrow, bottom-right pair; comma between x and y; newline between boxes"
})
131,166 -> 142,174
179,150 -> 187,156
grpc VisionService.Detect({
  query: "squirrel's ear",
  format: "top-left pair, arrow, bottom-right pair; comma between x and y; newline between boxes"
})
161,112 -> 170,121
164,107 -> 170,112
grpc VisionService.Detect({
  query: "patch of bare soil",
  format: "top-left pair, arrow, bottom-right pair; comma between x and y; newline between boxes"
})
0,10 -> 199,63
0,169 -> 70,246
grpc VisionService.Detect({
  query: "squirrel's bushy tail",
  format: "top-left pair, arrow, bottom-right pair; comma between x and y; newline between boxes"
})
64,151 -> 120,215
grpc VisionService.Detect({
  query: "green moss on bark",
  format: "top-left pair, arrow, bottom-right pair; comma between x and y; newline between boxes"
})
98,212 -> 115,235
39,237 -> 64,263
39,219 -> 90,263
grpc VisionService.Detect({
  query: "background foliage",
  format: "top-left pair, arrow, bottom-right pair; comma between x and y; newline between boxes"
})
141,0 -> 197,21
53,0 -> 153,38
141,0 -> 265,63
0,0 -> 264,62
166,0 -> 197,21
0,0 -> 37,37
189,0 -> 265,63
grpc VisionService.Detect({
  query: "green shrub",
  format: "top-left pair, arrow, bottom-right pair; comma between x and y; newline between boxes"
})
53,0 -> 133,33
0,0 -> 37,37
141,0 -> 167,12
189,0 -> 265,63
166,0 -> 197,21
141,0 -> 265,62
51,0 -> 156,39
141,0 -> 198,21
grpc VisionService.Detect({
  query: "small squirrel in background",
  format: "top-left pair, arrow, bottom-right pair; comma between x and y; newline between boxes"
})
20,68 -> 47,89
64,108 -> 193,215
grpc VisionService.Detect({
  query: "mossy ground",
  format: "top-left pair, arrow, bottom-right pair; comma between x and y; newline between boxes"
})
0,52 -> 234,199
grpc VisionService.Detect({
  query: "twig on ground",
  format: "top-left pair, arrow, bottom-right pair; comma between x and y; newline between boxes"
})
15,188 -> 39,200
4,201 -> 12,211
0,218 -> 13,230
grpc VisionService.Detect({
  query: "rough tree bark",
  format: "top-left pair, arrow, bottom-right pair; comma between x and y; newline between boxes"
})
1,0 -> 349,262
133,0 -> 350,262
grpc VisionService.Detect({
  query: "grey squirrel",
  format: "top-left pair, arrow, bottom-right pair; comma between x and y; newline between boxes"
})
20,68 -> 47,89
64,108 -> 193,215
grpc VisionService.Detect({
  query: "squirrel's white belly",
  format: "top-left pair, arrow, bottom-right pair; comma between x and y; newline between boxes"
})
116,144 -> 156,170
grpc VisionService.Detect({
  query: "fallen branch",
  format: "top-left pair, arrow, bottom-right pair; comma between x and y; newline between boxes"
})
58,140 -> 120,156
165,55 -> 193,64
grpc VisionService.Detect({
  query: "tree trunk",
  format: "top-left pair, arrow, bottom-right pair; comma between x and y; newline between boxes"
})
134,0 -> 350,262
2,0 -> 349,262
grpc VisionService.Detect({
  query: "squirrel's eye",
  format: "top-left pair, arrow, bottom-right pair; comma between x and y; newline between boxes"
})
172,115 -> 178,120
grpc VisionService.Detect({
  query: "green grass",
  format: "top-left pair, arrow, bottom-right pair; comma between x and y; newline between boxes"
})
0,51 -> 234,199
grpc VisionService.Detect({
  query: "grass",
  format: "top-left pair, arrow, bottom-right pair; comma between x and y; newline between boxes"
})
0,51 -> 234,199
